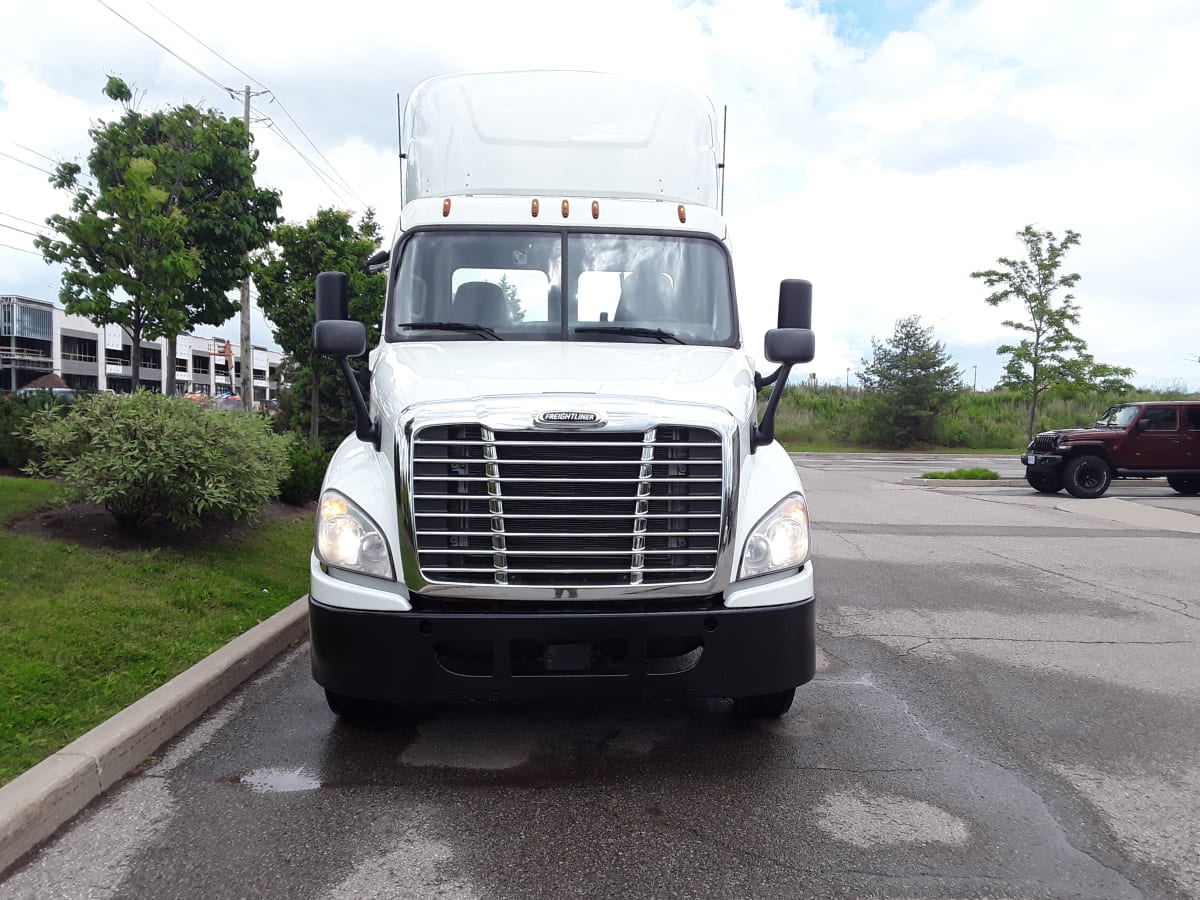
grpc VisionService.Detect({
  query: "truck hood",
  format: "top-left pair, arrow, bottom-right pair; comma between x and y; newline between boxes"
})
1039,427 -> 1120,441
370,341 -> 758,418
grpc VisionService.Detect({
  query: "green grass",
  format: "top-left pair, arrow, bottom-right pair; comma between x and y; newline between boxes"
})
920,467 -> 1000,480
0,476 -> 312,785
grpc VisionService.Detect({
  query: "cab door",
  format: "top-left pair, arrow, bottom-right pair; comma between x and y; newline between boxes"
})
1128,406 -> 1184,469
1186,406 -> 1200,466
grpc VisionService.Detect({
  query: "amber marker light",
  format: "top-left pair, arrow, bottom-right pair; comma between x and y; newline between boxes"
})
531,199 -> 540,217
442,198 -> 451,217
591,200 -> 600,219
561,199 -> 570,218
678,204 -> 687,223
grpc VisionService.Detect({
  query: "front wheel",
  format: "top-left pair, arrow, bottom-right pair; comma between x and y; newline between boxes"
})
1063,455 -> 1112,499
732,687 -> 796,719
1167,474 -> 1200,495
1025,469 -> 1063,494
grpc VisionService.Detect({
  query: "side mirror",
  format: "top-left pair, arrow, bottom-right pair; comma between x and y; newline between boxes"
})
316,271 -> 349,322
778,279 -> 812,329
765,328 -> 815,365
313,272 -> 378,448
1136,418 -> 1150,431
754,280 -> 817,452
314,320 -> 367,357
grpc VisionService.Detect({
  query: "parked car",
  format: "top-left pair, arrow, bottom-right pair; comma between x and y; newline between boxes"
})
1021,400 -> 1200,498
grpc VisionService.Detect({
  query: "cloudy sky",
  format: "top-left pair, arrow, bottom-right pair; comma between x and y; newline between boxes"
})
2,0 -> 1198,390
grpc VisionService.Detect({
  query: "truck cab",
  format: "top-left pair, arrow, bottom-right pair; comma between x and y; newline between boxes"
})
309,72 -> 818,718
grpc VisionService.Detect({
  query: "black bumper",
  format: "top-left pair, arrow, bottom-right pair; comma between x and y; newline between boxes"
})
309,595 -> 816,703
1021,453 -> 1063,469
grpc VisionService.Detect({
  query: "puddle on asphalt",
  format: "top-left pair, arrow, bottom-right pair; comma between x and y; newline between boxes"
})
236,766 -> 322,793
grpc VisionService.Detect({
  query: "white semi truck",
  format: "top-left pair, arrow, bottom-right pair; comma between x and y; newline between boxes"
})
309,71 -> 818,718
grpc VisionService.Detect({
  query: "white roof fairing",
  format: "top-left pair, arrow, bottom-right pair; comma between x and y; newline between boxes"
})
402,71 -> 722,209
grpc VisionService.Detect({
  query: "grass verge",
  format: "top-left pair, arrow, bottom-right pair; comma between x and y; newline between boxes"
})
0,476 -> 312,785
920,467 -> 1000,480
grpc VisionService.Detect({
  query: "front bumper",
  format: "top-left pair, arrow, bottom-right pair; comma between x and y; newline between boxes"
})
1021,453 -> 1063,468
309,593 -> 816,703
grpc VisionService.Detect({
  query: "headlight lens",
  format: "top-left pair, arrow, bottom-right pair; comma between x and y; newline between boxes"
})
315,490 -> 394,579
739,493 -> 811,580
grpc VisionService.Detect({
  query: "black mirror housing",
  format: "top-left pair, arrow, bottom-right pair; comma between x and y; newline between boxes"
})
765,328 -> 815,365
314,320 -> 367,358
778,279 -> 812,330
316,271 -> 350,322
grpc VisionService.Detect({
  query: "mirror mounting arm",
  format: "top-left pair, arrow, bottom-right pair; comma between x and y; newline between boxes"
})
755,366 -> 783,391
340,355 -> 380,449
752,363 -> 793,452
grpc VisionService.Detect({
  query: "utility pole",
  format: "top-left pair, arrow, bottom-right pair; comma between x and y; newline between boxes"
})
239,84 -> 254,411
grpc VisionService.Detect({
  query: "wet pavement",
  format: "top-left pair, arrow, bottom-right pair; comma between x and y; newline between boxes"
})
3,455 -> 1198,899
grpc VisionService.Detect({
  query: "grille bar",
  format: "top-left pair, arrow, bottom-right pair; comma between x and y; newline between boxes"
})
411,423 -> 723,588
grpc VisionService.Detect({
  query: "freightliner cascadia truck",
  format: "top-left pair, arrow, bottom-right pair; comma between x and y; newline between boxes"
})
309,71 -> 818,719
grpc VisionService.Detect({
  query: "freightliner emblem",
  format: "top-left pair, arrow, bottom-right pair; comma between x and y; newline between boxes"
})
533,410 -> 605,429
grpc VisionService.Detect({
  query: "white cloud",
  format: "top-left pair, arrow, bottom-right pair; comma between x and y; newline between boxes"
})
1,0 -> 1197,388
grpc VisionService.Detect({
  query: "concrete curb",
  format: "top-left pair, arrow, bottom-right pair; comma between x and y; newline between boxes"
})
0,595 -> 309,877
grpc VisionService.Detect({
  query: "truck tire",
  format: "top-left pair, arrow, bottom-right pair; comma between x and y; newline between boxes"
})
732,687 -> 796,719
1167,475 -> 1200,495
1063,455 -> 1112,499
1025,470 -> 1063,493
324,689 -> 385,720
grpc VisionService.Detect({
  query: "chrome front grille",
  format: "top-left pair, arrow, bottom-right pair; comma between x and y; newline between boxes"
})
411,425 -> 724,587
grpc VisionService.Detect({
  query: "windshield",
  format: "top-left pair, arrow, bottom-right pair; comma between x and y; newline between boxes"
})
386,230 -> 736,345
1095,405 -> 1139,428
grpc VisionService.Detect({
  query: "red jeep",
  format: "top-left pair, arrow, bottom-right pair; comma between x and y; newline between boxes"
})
1021,401 -> 1200,498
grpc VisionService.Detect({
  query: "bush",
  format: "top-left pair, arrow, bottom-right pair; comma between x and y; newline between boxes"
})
24,391 -> 292,532
277,443 -> 330,505
0,393 -> 71,470
921,467 -> 999,480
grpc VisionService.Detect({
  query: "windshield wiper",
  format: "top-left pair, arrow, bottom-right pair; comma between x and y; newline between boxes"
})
396,322 -> 502,340
573,325 -> 684,344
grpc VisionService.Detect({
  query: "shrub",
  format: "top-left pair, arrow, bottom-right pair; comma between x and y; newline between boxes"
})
0,393 -> 70,470
277,443 -> 330,505
921,467 -> 999,480
24,391 -> 292,532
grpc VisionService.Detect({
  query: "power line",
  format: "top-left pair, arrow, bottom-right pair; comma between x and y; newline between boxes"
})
0,211 -> 46,229
0,150 -> 54,177
0,241 -> 41,256
0,222 -> 44,240
253,110 -> 354,208
143,1 -> 267,92
93,0 -> 234,97
141,2 -> 365,206
12,143 -> 59,165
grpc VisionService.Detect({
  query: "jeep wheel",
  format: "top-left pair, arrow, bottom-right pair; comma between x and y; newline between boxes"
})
1025,470 -> 1063,493
1167,475 -> 1200,495
1063,455 -> 1112,499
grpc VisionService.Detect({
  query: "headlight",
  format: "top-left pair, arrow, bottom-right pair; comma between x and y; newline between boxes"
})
315,490 -> 395,580
738,493 -> 811,580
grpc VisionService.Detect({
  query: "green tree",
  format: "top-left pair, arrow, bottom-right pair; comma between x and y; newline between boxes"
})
971,225 -> 1133,441
856,315 -> 961,448
496,274 -> 525,322
254,208 -> 386,450
36,77 -> 280,394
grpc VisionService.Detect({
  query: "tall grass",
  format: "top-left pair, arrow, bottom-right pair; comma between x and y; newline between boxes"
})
766,384 -> 1199,451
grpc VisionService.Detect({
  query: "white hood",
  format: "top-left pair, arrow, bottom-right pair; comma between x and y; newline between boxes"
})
371,341 -> 758,421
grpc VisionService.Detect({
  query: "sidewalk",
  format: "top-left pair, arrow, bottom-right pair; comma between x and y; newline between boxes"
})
0,597 -> 309,877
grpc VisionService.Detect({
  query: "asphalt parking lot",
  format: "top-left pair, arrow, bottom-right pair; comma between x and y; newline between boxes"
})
3,454 -> 1198,899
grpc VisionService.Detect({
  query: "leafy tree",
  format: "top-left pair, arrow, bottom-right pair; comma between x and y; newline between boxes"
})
36,77 -> 280,394
971,225 -> 1134,441
254,208 -> 386,450
496,274 -> 526,322
856,315 -> 961,448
